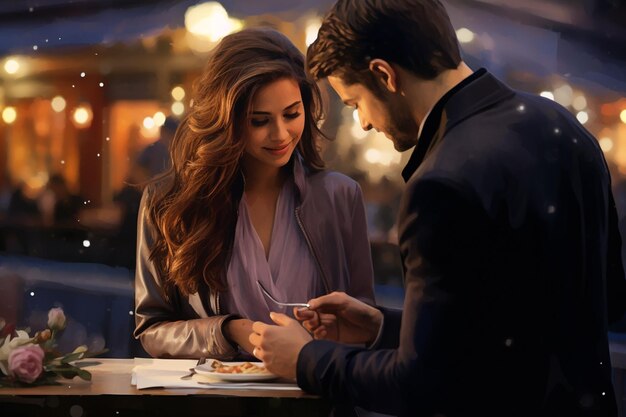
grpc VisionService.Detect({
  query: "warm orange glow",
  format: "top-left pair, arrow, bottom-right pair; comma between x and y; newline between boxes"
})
153,111 -> 166,126
171,86 -> 185,101
4,58 -> 19,74
108,101 -> 162,193
171,101 -> 185,116
72,105 -> 93,128
601,99 -> 626,118
51,96 -> 66,112
2,107 -> 17,124
601,104 -> 614,117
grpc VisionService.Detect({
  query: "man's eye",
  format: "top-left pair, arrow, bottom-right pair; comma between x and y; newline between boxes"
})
284,112 -> 301,119
251,119 -> 269,127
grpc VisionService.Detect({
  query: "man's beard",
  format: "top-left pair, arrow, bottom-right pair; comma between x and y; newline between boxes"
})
383,97 -> 418,152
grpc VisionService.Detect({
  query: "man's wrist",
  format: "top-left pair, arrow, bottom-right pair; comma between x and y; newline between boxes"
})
367,309 -> 384,348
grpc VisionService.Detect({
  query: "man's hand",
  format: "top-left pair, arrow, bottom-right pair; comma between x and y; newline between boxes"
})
249,313 -> 312,379
294,292 -> 383,345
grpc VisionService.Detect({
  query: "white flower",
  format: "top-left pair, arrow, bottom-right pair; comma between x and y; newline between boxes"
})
47,308 -> 66,331
0,331 -> 34,376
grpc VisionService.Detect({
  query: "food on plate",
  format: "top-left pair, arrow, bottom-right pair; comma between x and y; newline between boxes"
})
210,360 -> 268,374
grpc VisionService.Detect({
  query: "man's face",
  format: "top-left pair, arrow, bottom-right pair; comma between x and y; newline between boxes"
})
328,75 -> 418,152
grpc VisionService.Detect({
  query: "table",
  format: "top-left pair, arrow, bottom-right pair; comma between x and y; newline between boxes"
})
0,359 -> 331,417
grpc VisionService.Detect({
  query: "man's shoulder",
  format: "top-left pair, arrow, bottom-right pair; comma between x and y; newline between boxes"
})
440,88 -> 586,163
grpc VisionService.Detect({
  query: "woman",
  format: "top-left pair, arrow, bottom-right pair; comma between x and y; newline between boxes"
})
134,28 -> 375,359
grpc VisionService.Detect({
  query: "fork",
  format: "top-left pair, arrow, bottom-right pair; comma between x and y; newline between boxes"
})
256,280 -> 310,309
256,281 -> 321,336
180,357 -> 206,380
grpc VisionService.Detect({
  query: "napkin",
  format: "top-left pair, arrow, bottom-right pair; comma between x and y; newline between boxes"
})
131,358 -> 300,390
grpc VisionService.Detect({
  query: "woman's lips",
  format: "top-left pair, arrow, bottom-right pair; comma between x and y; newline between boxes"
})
263,141 -> 291,156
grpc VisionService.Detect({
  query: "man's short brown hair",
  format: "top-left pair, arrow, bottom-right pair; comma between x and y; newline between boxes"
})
307,0 -> 462,85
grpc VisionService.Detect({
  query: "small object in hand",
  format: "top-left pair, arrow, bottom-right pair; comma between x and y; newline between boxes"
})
256,280 -> 310,308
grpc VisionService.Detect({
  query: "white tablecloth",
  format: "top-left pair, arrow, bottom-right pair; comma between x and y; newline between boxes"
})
130,358 -> 300,390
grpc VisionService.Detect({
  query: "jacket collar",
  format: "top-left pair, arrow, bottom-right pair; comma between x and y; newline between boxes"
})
443,70 -> 515,133
291,151 -> 308,201
401,69 -> 515,182
232,151 -> 309,202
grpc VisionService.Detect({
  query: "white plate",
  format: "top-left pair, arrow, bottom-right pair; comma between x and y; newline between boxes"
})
194,361 -> 277,382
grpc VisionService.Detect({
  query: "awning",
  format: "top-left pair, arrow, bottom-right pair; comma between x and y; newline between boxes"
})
1,0 -> 624,94
0,0 -> 335,55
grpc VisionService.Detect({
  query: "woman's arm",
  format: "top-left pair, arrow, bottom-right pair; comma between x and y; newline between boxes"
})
133,189 -> 240,359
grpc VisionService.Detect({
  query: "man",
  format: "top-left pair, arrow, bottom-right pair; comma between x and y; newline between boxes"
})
249,1 -> 626,416
39,174 -> 83,225
137,116 -> 178,179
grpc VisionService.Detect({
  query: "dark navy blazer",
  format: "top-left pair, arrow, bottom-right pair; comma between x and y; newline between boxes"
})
297,70 -> 626,417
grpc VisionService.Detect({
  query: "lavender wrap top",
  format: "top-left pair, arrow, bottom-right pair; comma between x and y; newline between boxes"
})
220,178 -> 322,323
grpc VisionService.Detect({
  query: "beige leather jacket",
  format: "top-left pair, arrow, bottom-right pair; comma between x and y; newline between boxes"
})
134,156 -> 375,358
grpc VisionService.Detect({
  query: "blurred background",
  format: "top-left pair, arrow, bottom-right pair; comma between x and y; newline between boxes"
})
0,0 -> 625,362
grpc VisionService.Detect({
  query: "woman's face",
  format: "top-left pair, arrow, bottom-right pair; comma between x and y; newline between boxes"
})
242,77 -> 305,170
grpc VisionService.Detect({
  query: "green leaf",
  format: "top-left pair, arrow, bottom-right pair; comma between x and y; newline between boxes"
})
75,368 -> 91,381
45,364 -> 73,374
58,371 -> 77,379
45,363 -> 70,370
46,363 -> 92,381
81,348 -> 109,359
73,360 -> 102,368
60,352 -> 85,364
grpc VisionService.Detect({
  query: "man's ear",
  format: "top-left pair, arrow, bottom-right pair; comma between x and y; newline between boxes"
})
368,59 -> 398,93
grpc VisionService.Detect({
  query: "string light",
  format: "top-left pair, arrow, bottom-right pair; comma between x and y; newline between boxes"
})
2,107 -> 17,124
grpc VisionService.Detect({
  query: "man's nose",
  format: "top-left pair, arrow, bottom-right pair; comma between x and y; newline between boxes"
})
356,112 -> 372,131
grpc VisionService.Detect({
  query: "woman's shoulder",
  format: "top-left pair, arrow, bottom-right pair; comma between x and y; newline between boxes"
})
142,176 -> 173,203
306,169 -> 361,195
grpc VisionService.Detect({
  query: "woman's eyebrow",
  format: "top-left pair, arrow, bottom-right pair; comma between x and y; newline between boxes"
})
251,101 -> 301,115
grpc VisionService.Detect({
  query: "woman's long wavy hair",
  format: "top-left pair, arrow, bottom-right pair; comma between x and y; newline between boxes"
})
146,28 -> 326,296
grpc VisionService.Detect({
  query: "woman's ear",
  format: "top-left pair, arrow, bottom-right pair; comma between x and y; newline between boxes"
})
368,59 -> 398,93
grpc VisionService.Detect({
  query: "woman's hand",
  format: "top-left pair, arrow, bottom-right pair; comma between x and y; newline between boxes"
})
223,318 -> 255,354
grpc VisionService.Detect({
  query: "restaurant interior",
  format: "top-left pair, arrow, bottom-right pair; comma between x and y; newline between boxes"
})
0,0 -> 625,401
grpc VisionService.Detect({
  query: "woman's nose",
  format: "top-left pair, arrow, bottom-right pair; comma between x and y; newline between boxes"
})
272,120 -> 291,142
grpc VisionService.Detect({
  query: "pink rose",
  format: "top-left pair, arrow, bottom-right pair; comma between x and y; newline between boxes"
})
8,345 -> 44,383
47,308 -> 66,331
